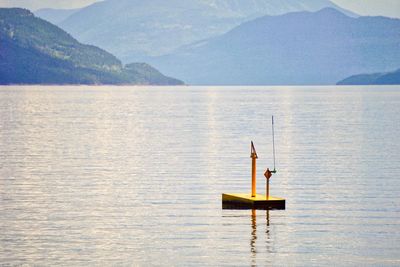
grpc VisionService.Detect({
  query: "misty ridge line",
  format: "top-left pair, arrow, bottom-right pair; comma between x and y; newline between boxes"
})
34,0 -> 400,85
36,0 -> 358,61
1,0 -> 399,85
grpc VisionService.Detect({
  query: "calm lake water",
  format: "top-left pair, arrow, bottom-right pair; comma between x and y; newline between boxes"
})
0,86 -> 399,266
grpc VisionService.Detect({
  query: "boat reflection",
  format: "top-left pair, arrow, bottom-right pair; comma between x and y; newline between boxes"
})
251,209 -> 257,266
250,209 -> 272,267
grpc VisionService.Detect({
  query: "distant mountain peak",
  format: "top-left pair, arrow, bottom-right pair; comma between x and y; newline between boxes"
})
147,9 -> 400,85
315,7 -> 350,17
55,0 -> 356,62
35,8 -> 80,24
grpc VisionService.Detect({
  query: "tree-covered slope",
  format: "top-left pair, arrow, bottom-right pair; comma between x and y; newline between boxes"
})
0,8 -> 183,85
338,69 -> 400,85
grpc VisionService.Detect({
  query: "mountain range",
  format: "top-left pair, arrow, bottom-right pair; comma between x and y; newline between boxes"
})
7,3 -> 400,86
147,8 -> 400,85
0,8 -> 183,85
36,0 -> 356,63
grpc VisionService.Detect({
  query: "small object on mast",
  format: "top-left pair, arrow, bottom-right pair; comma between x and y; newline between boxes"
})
264,168 -> 272,200
264,168 -> 272,179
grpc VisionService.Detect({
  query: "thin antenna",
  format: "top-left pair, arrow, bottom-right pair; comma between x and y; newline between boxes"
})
272,115 -> 276,172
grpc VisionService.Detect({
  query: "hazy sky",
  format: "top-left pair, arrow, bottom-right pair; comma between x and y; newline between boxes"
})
0,0 -> 399,18
332,0 -> 400,18
0,0 -> 99,10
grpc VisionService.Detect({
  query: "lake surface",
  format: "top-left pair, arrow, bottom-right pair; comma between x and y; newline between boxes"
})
0,86 -> 399,266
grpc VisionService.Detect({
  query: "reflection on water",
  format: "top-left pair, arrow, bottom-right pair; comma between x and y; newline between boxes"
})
251,210 -> 257,266
265,210 -> 272,254
250,210 -> 272,267
1,86 -> 400,266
